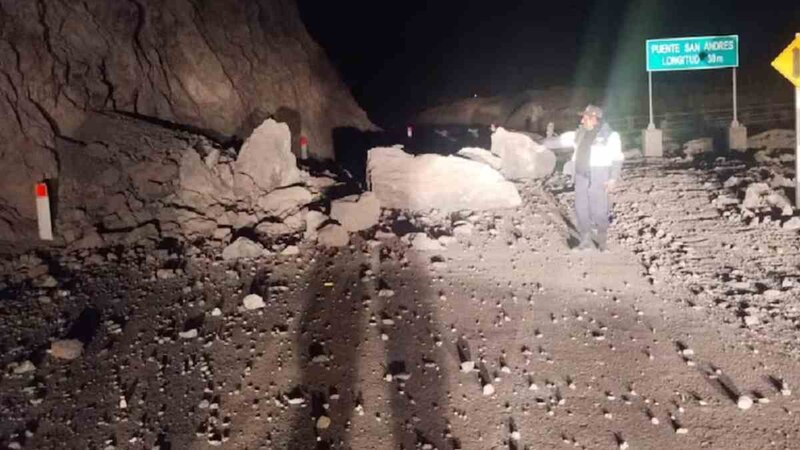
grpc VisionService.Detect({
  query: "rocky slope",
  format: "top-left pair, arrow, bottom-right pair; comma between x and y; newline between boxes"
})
0,0 -> 374,244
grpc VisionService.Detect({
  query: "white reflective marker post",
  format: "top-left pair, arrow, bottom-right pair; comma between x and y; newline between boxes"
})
36,183 -> 53,241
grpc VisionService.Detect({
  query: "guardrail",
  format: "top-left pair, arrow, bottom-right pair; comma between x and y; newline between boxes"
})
606,102 -> 796,145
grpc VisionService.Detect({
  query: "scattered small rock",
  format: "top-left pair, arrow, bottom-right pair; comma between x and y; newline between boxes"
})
48,339 -> 84,360
243,294 -> 266,310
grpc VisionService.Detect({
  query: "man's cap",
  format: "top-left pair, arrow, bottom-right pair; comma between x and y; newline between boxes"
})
579,104 -> 603,119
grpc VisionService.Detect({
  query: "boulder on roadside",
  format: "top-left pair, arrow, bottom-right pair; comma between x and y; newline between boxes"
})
491,127 -> 556,180
367,146 -> 522,212
222,237 -> 268,260
317,223 -> 349,247
742,182 -> 793,216
330,192 -> 381,232
234,119 -> 302,197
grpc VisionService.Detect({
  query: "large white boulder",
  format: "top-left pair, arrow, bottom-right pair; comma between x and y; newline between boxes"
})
330,192 -> 381,232
367,146 -> 521,212
234,119 -> 302,197
490,127 -> 556,180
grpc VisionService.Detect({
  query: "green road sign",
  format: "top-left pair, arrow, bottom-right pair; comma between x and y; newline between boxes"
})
646,35 -> 739,72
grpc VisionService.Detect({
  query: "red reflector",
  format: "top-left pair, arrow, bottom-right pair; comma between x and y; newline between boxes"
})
299,136 -> 308,146
36,183 -> 48,198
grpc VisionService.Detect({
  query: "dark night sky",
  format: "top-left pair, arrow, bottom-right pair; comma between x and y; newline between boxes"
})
298,0 -> 800,125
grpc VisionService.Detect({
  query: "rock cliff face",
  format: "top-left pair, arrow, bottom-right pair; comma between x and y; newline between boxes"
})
0,0 -> 373,244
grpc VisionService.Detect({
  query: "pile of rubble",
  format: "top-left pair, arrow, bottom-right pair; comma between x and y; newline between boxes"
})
367,127 -> 555,212
605,157 -> 800,354
22,117 -> 558,265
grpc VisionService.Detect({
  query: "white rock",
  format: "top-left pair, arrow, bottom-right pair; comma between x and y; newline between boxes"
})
317,223 -> 349,247
211,308 -> 222,317
48,339 -> 84,360
737,395 -> 753,410
256,186 -> 314,218
11,360 -> 36,374
179,329 -> 198,339
34,275 -> 58,288
287,396 -> 305,405
281,245 -> 300,256
409,233 -> 444,251
491,127 -> 556,180
242,294 -> 266,310
743,315 -> 760,326
304,210 -> 328,240
453,222 -> 474,236
234,119 -> 301,196
156,269 -> 176,279
378,289 -> 395,298
460,361 -> 475,373
330,192 -> 381,232
316,415 -> 331,430
783,217 -> 800,230
367,146 -> 521,212
222,237 -> 267,261
742,183 -> 793,216
482,383 -> 495,396
682,137 -> 713,156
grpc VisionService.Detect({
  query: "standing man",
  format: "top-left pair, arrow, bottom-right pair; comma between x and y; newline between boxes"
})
558,105 -> 624,251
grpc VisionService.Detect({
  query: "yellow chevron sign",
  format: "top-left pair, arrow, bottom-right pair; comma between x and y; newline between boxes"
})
771,35 -> 800,87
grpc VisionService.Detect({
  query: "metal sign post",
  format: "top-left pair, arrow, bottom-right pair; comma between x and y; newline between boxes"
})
796,80 -> 799,208
771,33 -> 800,208
732,67 -> 738,126
795,46 -> 799,208
648,71 -> 654,129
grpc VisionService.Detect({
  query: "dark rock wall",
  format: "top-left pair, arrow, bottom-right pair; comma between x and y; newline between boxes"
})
0,0 -> 373,243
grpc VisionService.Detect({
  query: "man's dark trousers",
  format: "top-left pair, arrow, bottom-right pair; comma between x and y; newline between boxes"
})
574,167 -> 610,238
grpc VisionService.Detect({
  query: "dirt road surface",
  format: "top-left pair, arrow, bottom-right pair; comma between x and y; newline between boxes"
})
2,158 -> 799,449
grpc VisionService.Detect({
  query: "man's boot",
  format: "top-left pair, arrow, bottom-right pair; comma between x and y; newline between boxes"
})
594,230 -> 608,251
573,233 -> 595,251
